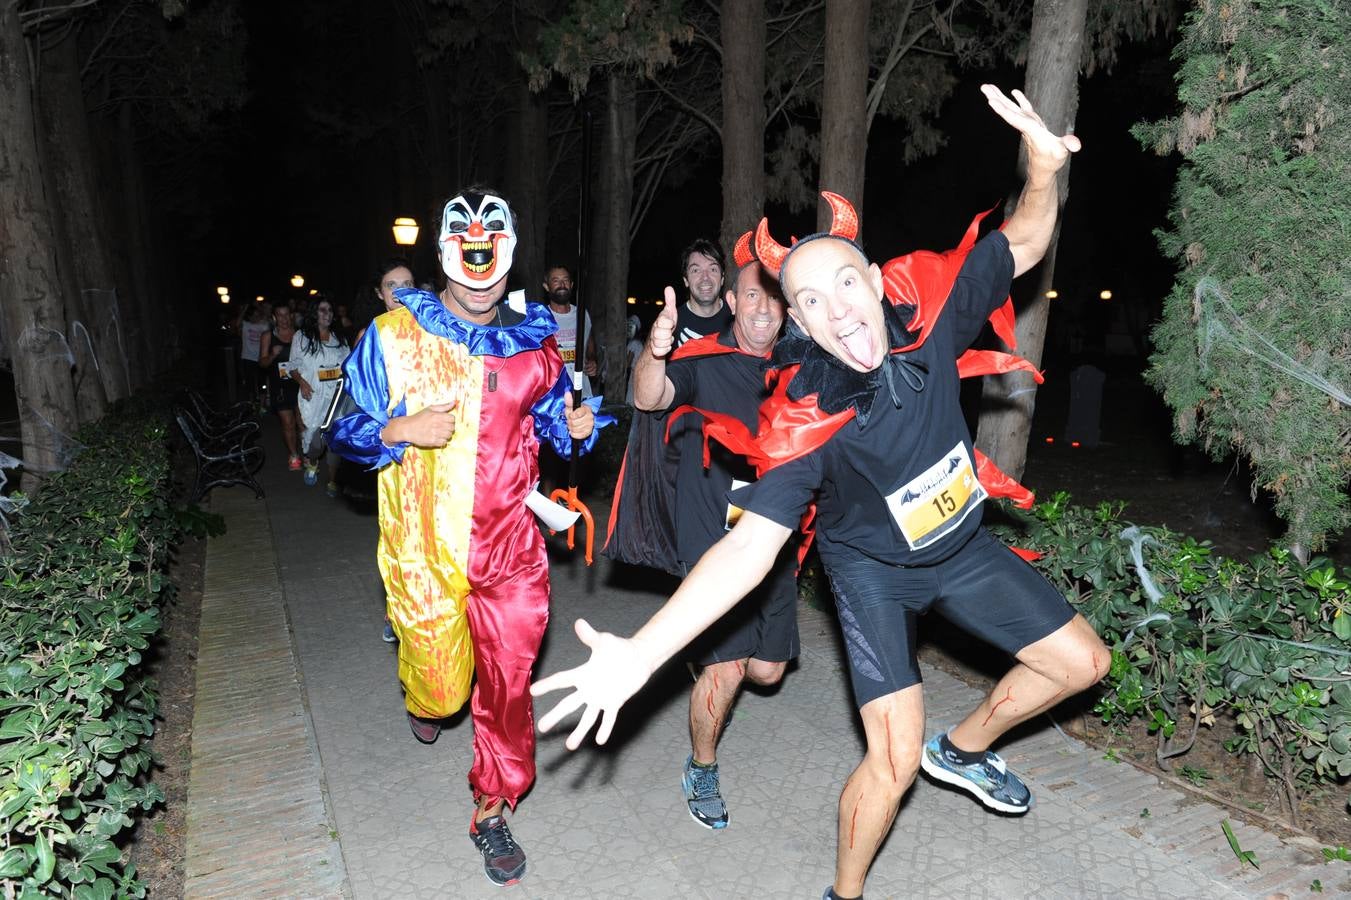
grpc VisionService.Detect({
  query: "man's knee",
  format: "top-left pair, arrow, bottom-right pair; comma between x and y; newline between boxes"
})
863,737 -> 922,800
1025,614 -> 1111,693
745,658 -> 787,686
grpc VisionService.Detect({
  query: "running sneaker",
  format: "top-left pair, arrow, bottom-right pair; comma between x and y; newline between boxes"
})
469,814 -> 527,886
920,732 -> 1032,814
303,463 -> 318,486
382,620 -> 397,643
681,755 -> 729,829
287,455 -> 302,471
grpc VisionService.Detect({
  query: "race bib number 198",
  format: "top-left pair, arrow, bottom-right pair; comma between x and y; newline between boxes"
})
885,441 -> 987,551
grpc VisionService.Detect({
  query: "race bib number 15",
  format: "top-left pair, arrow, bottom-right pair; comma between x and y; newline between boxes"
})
884,441 -> 987,551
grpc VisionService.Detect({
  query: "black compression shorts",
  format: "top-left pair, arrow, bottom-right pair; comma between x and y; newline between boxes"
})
684,544 -> 800,667
823,527 -> 1076,708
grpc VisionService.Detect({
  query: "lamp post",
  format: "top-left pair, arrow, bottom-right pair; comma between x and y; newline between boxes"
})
392,217 -> 420,246
290,274 -> 305,289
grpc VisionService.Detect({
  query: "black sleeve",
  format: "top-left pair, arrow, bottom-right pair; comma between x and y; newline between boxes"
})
664,357 -> 697,411
729,452 -> 824,532
944,230 -> 1015,353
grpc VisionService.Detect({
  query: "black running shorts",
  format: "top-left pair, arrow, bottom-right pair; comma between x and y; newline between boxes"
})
684,545 -> 800,667
823,527 -> 1076,708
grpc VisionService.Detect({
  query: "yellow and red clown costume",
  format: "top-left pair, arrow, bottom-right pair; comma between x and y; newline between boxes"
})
329,200 -> 608,808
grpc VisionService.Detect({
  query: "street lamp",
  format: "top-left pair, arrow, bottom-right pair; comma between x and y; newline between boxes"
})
308,288 -> 319,296
290,274 -> 305,289
1045,289 -> 1059,299
255,295 -> 265,302
1099,289 -> 1113,301
216,285 -> 229,296
220,294 -> 230,304
392,217 -> 420,246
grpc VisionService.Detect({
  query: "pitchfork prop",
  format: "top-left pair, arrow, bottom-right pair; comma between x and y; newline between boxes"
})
549,110 -> 596,564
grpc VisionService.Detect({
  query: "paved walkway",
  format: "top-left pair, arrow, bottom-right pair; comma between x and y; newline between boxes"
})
185,434 -> 1343,899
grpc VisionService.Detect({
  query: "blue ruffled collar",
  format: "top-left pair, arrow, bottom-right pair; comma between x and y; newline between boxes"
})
394,288 -> 558,357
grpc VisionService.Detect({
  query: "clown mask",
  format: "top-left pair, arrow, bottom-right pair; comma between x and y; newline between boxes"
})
438,191 -> 517,288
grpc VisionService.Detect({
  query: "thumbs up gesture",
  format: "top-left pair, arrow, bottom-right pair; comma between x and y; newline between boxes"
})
647,287 -> 680,358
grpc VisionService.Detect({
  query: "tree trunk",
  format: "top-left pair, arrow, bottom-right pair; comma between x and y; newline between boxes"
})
506,80 -> 549,295
719,0 -> 766,256
34,50 -> 105,425
116,103 -> 161,380
590,73 -> 636,402
0,6 -> 80,487
38,34 -> 130,406
817,0 -> 871,234
974,0 -> 1086,481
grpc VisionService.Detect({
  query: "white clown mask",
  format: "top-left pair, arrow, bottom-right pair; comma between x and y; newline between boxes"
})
438,191 -> 517,288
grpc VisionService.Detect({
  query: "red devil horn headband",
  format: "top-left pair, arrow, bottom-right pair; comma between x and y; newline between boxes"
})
732,231 -> 755,269
821,191 -> 859,241
754,219 -> 791,277
753,191 -> 860,277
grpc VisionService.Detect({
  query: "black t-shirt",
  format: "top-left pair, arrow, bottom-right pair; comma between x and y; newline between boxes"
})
732,230 -> 1014,568
674,302 -> 733,348
665,329 -> 769,563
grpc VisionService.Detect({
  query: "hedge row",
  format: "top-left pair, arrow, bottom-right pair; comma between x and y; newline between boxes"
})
994,493 -> 1351,828
0,406 -> 190,898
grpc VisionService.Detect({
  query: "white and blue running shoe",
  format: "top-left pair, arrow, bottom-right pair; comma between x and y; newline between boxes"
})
920,732 -> 1033,814
681,755 -> 730,829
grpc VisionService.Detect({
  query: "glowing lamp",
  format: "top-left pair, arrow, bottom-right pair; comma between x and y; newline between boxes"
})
1071,441 -> 1081,448
216,285 -> 229,296
654,299 -> 664,307
1099,289 -> 1112,300
309,289 -> 319,296
290,274 -> 305,288
1045,436 -> 1054,444
392,217 -> 420,246
1045,290 -> 1058,299
220,294 -> 230,304
626,297 -> 636,305
255,295 -> 265,302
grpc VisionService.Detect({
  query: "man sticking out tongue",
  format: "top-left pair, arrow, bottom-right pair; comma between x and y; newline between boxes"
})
532,85 -> 1108,900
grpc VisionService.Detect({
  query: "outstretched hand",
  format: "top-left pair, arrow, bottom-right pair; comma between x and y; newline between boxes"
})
981,84 -> 1081,177
530,618 -> 652,750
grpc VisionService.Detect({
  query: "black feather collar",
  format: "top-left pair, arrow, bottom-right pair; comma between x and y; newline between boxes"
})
772,303 -> 929,426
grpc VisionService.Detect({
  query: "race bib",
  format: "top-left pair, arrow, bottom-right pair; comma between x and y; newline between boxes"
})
559,347 -> 576,364
724,478 -> 750,531
317,367 -> 343,382
885,441 -> 987,550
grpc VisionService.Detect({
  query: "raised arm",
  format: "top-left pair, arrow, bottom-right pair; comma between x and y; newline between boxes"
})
981,84 -> 1082,277
632,286 -> 680,411
531,510 -> 793,749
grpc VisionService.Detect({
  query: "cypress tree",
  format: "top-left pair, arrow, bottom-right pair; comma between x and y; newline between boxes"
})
1136,0 -> 1351,558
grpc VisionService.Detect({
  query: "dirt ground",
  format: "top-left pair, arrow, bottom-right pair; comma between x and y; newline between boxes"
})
123,534 -> 202,897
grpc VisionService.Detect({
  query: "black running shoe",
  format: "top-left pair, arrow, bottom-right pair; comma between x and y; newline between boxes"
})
469,814 -> 527,886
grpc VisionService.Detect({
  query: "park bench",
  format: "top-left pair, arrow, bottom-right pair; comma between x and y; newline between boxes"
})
174,406 -> 264,503
183,387 -> 255,432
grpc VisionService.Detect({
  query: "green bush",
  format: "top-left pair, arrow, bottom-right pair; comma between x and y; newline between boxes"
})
993,493 -> 1351,827
0,406 -> 194,897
